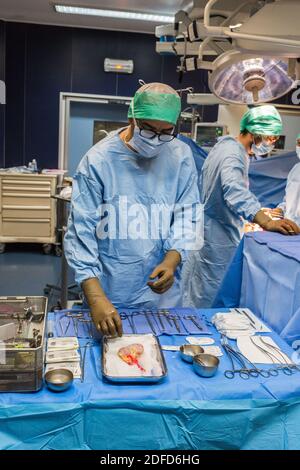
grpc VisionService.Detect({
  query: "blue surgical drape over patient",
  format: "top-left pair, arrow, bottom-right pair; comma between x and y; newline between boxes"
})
182,136 -> 261,308
64,130 -> 200,309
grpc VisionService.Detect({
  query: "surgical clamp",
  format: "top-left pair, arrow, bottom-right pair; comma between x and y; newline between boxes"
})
222,337 -> 273,379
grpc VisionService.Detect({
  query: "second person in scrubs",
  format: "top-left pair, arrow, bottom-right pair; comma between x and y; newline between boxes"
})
183,105 -> 300,308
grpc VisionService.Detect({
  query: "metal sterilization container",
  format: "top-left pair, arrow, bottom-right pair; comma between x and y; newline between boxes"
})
0,296 -> 47,392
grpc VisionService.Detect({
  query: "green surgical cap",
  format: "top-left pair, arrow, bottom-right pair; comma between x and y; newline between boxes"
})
297,133 -> 300,140
128,91 -> 181,125
240,105 -> 282,136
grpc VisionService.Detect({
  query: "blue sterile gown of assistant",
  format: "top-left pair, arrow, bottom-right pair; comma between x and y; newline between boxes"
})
278,161 -> 300,225
182,136 -> 261,308
64,129 -> 200,309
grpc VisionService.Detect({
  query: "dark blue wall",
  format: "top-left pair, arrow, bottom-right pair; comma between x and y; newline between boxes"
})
0,21 -> 5,168
2,22 -> 298,170
3,22 -> 216,169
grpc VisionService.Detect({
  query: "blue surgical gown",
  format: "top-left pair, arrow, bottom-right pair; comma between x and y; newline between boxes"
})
278,161 -> 300,225
182,136 -> 261,308
64,129 -> 200,309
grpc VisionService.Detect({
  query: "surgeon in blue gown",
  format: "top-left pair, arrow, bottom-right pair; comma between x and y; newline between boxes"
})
182,105 -> 300,308
64,82 -> 201,336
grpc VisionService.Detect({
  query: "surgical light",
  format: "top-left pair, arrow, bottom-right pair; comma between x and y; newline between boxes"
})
155,0 -> 300,105
54,5 -> 174,23
209,51 -> 295,105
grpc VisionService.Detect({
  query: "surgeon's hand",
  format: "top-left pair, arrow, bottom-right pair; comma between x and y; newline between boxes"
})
269,207 -> 284,219
148,250 -> 181,294
90,298 -> 123,337
263,218 -> 300,236
254,210 -> 300,235
82,278 -> 122,337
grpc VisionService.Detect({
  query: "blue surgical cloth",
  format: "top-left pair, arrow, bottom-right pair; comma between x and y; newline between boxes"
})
278,161 -> 300,225
64,129 -> 200,309
182,136 -> 261,308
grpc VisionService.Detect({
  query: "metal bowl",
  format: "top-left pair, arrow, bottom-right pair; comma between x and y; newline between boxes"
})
180,344 -> 204,363
44,368 -> 74,392
193,354 -> 219,378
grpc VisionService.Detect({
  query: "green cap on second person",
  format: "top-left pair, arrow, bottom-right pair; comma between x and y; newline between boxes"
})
240,105 -> 283,136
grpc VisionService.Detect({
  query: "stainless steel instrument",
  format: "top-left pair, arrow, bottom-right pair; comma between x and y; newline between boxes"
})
184,315 -> 204,331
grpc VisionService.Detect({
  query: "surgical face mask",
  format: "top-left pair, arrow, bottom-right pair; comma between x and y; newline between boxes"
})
251,139 -> 275,157
128,127 -> 166,159
296,146 -> 300,159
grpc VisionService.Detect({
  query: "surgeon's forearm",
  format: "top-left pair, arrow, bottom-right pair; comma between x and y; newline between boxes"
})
82,277 -> 108,307
253,209 -> 272,229
163,250 -> 181,270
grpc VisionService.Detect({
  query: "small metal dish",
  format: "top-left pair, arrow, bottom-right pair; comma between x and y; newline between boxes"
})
179,344 -> 204,363
44,368 -> 73,392
193,354 -> 219,378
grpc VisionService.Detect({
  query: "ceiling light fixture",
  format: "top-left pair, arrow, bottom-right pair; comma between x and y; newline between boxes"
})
54,5 -> 174,23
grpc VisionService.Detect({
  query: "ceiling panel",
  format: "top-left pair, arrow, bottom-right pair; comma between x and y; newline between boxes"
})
0,0 -> 183,33
0,0 -> 252,33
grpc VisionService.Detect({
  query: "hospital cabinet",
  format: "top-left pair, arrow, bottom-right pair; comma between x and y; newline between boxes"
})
0,173 -> 57,252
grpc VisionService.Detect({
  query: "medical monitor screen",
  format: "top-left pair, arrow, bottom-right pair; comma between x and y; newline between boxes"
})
194,125 -> 225,147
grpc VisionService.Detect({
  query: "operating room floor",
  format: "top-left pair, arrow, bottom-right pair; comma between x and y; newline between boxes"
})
0,244 -> 75,306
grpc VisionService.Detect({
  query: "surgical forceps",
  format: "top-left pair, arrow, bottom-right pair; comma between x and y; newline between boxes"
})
119,312 -> 137,334
155,310 -> 166,332
184,315 -> 204,332
259,336 -> 300,373
143,310 -> 157,335
221,337 -> 274,379
250,336 -> 298,375
160,309 -> 174,328
58,312 -> 84,336
174,314 -> 189,334
79,340 -> 97,382
168,314 -> 181,333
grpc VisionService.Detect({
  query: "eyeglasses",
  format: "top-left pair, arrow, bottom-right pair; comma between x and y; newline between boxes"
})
254,134 -> 279,145
138,126 -> 177,142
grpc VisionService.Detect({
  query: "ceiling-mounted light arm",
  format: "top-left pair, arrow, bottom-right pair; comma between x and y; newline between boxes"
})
175,10 -> 192,30
296,60 -> 300,82
198,2 -> 243,60
203,0 -> 300,48
203,0 -> 230,36
198,2 -> 250,57
227,29 -> 300,48
206,40 -> 225,56
219,1 -> 255,28
197,30 -> 227,60
288,59 -> 297,79
203,0 -> 258,36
